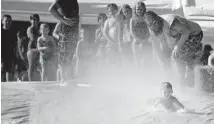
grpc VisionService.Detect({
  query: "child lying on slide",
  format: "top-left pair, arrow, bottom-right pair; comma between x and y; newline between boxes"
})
152,82 -> 212,115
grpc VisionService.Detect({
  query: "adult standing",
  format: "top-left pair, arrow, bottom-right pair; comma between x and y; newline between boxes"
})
144,11 -> 175,81
27,14 -> 41,81
49,0 -> 79,84
1,15 -> 17,82
164,14 -> 204,87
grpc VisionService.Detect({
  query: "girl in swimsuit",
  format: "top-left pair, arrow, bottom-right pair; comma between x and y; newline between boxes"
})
103,3 -> 122,66
130,1 -> 152,69
118,4 -> 134,66
95,13 -> 108,67
37,24 -> 57,81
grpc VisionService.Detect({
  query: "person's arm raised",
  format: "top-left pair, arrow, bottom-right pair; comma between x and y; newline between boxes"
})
48,0 -> 77,26
52,23 -> 61,41
48,1 -> 64,22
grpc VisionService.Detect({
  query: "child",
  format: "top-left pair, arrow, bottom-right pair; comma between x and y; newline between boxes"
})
95,13 -> 108,66
103,3 -> 122,66
37,24 -> 58,81
118,4 -> 134,65
152,82 -> 213,115
153,82 -> 185,112
27,14 -> 41,81
75,28 -> 94,84
16,30 -> 29,81
130,1 -> 152,68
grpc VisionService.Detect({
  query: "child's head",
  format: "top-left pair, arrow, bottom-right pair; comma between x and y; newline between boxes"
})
40,23 -> 50,35
30,14 -> 40,27
2,14 -> 12,29
107,3 -> 118,17
134,1 -> 146,17
161,82 -> 173,98
121,4 -> 132,20
17,30 -> 27,40
97,13 -> 108,26
144,11 -> 164,36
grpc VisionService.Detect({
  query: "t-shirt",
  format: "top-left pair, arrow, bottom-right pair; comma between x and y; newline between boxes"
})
56,0 -> 79,19
1,28 -> 17,61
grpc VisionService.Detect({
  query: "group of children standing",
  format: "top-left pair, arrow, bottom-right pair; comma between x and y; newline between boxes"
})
2,0 -> 214,87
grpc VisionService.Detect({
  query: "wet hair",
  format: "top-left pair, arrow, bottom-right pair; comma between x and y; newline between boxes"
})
107,3 -> 118,11
162,82 -> 172,90
97,13 -> 108,22
144,11 -> 164,36
2,14 -> 12,20
17,30 -> 27,38
121,4 -> 132,20
40,23 -> 49,29
30,14 -> 40,21
133,1 -> 146,17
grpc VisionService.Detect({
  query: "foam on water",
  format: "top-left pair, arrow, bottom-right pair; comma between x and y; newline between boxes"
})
27,67 -> 214,124
2,65 -> 214,124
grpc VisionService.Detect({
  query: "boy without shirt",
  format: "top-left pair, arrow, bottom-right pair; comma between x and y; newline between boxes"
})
103,3 -> 122,66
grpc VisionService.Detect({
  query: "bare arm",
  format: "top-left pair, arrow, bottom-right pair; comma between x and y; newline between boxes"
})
173,26 -> 191,50
37,38 -> 48,52
17,40 -> 24,60
173,98 -> 185,110
103,19 -> 116,44
53,23 -> 61,41
95,29 -> 100,44
48,0 -> 64,22
27,28 -> 34,50
74,41 -> 82,61
49,0 -> 78,26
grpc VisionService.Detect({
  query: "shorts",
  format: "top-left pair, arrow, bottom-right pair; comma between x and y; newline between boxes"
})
1,58 -> 14,73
